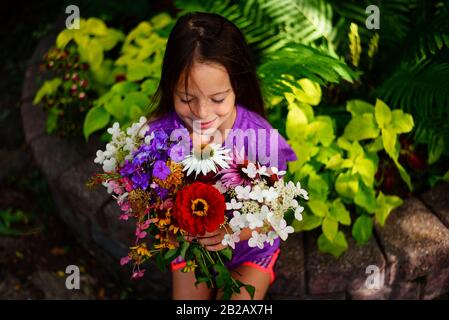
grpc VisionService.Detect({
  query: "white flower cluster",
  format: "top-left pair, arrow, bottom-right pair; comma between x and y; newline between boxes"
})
224,167 -> 308,249
94,117 -> 152,173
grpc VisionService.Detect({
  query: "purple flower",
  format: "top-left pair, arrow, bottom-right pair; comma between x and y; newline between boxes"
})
153,160 -> 170,180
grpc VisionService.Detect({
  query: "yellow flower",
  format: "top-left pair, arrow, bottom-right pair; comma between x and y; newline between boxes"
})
154,160 -> 184,189
169,224 -> 179,234
182,260 -> 198,273
131,244 -> 152,257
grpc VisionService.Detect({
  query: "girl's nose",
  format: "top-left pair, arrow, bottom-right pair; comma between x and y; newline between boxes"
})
192,100 -> 209,119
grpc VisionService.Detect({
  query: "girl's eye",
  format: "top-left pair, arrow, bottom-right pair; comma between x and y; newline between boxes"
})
180,98 -> 193,103
212,98 -> 225,104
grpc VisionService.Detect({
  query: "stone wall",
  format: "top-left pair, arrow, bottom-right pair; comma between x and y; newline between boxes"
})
21,32 -> 449,300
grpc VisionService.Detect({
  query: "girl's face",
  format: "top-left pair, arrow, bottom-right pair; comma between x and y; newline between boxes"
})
174,61 -> 237,140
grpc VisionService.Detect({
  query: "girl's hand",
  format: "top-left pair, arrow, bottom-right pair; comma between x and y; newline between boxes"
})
185,224 -> 230,251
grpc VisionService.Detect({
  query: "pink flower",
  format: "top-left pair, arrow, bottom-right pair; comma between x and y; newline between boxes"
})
131,269 -> 145,279
219,147 -> 252,188
119,214 -> 129,220
120,256 -> 131,266
121,178 -> 133,192
119,202 -> 130,212
135,228 -> 147,239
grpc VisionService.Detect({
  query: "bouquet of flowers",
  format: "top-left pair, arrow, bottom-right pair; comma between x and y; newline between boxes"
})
87,117 -> 308,299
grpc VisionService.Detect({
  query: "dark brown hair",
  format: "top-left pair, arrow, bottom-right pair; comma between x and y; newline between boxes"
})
146,11 -> 266,121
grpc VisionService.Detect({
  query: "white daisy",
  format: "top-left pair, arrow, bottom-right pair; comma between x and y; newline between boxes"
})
271,167 -> 286,176
221,231 -> 241,249
266,231 -> 279,246
226,198 -> 242,210
235,185 -> 251,200
248,231 -> 267,249
295,205 -> 304,221
242,162 -> 258,178
181,143 -> 232,177
296,182 -> 309,200
275,219 -> 295,241
229,211 -> 247,231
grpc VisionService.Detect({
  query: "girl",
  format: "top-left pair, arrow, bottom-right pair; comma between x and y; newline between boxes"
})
145,12 -> 297,300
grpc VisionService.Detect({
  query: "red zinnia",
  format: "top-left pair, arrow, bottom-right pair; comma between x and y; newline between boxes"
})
173,182 -> 225,236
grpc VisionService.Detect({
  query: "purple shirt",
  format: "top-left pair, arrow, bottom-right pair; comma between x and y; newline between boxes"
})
149,104 -> 298,268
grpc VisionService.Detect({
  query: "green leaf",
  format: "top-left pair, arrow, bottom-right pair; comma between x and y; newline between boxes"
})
366,136 -> 384,153
46,108 -> 59,134
164,248 -> 179,261
127,61 -> 154,81
335,172 -> 359,199
292,210 -> 323,231
219,247 -> 233,261
382,128 -> 398,159
328,199 -> 351,225
104,95 -> 126,120
141,79 -> 159,95
244,284 -> 255,300
393,158 -> 413,191
85,18 -> 108,36
83,105 -> 110,140
180,241 -> 189,259
308,116 -> 335,147
87,39 -> 103,70
428,137 -> 444,164
33,78 -> 62,105
346,100 -> 374,116
111,81 -> 139,95
390,110 -> 414,134
354,179 -> 377,213
56,29 -> 74,49
374,99 -> 392,129
318,231 -> 348,258
322,217 -> 338,242
308,172 -> 329,201
291,78 -> 322,106
352,215 -> 373,245
375,192 -> 403,226
307,199 -> 329,217
129,104 -> 144,120
354,157 -> 376,187
286,104 -> 308,139
343,114 -> 380,141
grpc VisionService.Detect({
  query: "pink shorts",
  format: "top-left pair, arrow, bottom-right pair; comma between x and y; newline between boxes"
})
171,248 -> 280,285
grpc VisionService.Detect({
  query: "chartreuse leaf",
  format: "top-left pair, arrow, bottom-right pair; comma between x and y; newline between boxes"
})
346,100 -> 374,116
352,215 -> 373,245
291,78 -> 322,106
374,99 -> 392,129
286,103 -> 308,139
46,108 -> 59,134
322,216 -> 338,242
328,199 -> 351,225
318,231 -> 348,258
292,210 -> 323,231
354,177 -> 377,213
83,105 -> 110,140
308,172 -> 329,201
104,95 -> 126,120
307,199 -> 329,217
390,109 -> 414,133
373,99 -> 413,190
307,116 -> 335,147
343,113 -> 380,141
335,172 -> 359,199
33,78 -> 62,105
353,156 -> 376,187
375,192 -> 403,226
